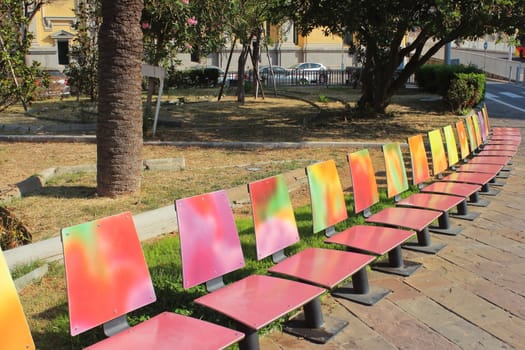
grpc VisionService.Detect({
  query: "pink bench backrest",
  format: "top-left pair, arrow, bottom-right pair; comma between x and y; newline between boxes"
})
61,212 -> 156,336
348,149 -> 380,214
176,190 -> 245,289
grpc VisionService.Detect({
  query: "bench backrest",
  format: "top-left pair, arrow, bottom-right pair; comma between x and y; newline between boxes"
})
428,129 -> 449,175
407,134 -> 432,186
477,111 -> 488,142
443,125 -> 460,165
305,159 -> 348,233
248,174 -> 300,260
175,190 -> 245,289
382,143 -> 409,198
348,149 -> 380,214
61,212 -> 156,336
481,105 -> 491,132
0,249 -> 35,350
455,120 -> 471,159
465,116 -> 478,151
471,114 -> 483,146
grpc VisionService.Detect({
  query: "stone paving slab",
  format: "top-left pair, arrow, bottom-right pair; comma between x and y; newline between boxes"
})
259,130 -> 524,349
395,296 -> 511,350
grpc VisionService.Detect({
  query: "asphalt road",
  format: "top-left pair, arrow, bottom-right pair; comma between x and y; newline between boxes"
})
485,80 -> 525,120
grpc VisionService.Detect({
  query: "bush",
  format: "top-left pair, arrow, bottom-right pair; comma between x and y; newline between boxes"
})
166,66 -> 223,88
446,73 -> 486,113
416,64 -> 485,113
1,206 -> 32,250
415,64 -> 483,96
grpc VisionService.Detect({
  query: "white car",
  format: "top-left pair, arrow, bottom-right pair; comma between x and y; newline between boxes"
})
289,62 -> 328,84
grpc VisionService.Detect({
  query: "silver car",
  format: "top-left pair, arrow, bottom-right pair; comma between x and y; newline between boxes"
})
289,62 -> 328,84
257,65 -> 292,86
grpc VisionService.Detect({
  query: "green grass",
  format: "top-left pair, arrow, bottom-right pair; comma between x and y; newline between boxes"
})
23,186 -> 426,349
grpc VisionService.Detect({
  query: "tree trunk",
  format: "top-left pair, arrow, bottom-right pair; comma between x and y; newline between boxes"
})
97,0 -> 144,197
356,42 -> 398,117
236,44 -> 249,104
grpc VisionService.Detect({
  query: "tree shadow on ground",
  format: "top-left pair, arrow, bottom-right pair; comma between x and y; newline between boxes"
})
23,186 -> 97,199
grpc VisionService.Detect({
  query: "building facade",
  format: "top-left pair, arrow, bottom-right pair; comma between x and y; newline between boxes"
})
26,0 -> 77,71
181,22 -> 356,71
27,1 -> 354,72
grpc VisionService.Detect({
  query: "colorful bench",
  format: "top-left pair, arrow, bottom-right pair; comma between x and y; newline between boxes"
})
305,159 -> 420,277
348,149 -> 445,254
61,211 -> 244,349
0,248 -> 35,350
464,116 -> 513,165
407,134 -> 486,211
441,124 -> 508,179
481,105 -> 522,143
176,190 -> 334,350
427,128 -> 500,196
249,173 -> 390,306
382,142 -> 465,236
477,110 -> 520,155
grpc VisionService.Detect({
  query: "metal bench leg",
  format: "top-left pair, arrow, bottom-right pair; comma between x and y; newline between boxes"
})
372,245 -> 421,277
429,212 -> 463,236
467,191 -> 490,207
450,200 -> 480,221
402,227 -> 446,254
480,183 -> 500,196
283,296 -> 347,344
331,267 -> 391,305
238,325 -> 260,350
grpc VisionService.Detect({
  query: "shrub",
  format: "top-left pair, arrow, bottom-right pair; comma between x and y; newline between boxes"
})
166,66 -> 223,88
415,64 -> 483,96
416,64 -> 485,113
1,206 -> 32,250
446,73 -> 486,113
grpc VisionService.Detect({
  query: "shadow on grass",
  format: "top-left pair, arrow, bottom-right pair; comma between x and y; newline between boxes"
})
23,185 -> 97,199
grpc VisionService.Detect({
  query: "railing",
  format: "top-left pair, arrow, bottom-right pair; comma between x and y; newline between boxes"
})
225,69 -> 358,88
451,48 -> 525,85
224,68 -> 416,88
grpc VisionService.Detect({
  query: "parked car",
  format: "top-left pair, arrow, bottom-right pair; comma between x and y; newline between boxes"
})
35,70 -> 71,99
289,62 -> 328,84
257,65 -> 292,85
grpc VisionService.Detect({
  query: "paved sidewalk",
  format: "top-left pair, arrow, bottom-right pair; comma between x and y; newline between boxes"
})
260,121 -> 525,349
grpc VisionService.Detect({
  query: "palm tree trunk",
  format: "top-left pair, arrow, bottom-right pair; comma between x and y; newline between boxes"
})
97,0 -> 144,197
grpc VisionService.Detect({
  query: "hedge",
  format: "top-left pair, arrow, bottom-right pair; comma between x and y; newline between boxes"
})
415,64 -> 485,113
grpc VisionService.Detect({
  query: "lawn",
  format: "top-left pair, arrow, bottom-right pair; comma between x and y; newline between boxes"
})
1,85 -> 459,349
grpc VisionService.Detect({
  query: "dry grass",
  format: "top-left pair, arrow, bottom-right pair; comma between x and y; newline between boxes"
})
1,86 -> 461,242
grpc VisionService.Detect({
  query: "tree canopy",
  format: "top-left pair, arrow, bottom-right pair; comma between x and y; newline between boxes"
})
286,0 -> 525,116
0,0 -> 45,110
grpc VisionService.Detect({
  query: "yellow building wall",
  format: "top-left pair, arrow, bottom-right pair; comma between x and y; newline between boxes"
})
300,28 -> 343,46
33,0 -> 76,47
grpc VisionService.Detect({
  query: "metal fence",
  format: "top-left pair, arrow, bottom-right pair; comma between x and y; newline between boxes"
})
225,68 -> 361,88
451,48 -> 525,85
